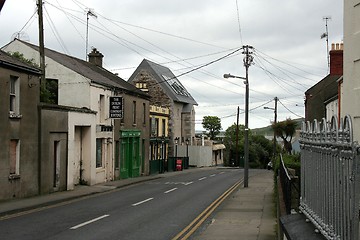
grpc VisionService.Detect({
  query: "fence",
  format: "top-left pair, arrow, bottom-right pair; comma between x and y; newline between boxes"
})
279,154 -> 300,214
300,115 -> 360,240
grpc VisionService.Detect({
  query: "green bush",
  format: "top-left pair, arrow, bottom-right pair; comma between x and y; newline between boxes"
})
273,153 -> 300,177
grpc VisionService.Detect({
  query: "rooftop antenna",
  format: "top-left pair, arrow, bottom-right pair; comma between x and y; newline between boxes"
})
321,16 -> 331,72
86,8 -> 97,61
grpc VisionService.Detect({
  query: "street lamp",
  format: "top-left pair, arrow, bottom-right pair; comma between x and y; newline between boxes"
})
223,45 -> 253,188
174,137 -> 179,158
223,73 -> 249,188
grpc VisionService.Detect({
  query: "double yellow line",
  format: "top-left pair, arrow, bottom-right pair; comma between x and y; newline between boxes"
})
172,180 -> 242,240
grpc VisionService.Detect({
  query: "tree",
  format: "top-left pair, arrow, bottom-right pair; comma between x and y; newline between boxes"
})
202,116 -> 222,140
271,118 -> 297,154
223,123 -> 272,168
8,51 -> 57,104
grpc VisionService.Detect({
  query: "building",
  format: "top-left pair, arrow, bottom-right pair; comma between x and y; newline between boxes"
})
149,105 -> 170,174
341,0 -> 360,141
3,39 -> 151,191
305,43 -> 343,123
128,59 -> 197,158
0,49 -> 41,200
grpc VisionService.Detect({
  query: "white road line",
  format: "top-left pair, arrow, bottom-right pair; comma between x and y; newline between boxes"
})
220,172 -> 225,174
198,177 -> 207,181
164,188 -> 178,194
210,174 -> 216,177
132,198 -> 154,206
184,181 -> 193,186
70,214 -> 109,230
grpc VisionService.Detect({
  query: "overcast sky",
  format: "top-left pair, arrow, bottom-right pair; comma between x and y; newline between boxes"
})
0,0 -> 343,131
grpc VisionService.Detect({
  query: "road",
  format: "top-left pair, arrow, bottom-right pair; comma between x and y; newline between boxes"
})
0,168 -> 242,240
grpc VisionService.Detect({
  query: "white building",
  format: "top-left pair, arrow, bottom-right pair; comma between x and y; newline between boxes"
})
3,39 -> 150,189
341,1 -> 360,141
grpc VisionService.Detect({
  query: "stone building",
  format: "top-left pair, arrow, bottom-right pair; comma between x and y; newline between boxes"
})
128,59 -> 197,157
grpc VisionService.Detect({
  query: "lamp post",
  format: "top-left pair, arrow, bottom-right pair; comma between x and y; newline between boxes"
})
186,138 -> 189,157
174,137 -> 179,158
223,74 -> 249,186
223,45 -> 253,188
264,97 -> 278,159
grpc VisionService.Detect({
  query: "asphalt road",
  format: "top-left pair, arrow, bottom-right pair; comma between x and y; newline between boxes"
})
0,168 -> 242,240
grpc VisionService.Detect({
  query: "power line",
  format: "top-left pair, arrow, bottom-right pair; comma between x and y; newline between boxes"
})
278,99 -> 304,118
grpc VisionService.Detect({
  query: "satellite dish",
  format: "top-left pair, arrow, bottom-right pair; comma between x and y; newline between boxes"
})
11,32 -> 30,42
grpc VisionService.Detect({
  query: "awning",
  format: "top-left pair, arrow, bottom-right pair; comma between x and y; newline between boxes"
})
212,144 -> 226,151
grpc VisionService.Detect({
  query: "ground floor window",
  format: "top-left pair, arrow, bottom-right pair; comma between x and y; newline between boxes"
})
96,138 -> 103,168
9,139 -> 20,175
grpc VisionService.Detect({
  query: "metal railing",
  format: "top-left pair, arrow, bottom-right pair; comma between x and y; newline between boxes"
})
279,154 -> 300,214
300,115 -> 360,240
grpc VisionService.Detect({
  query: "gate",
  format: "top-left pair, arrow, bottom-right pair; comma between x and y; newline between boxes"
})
300,115 -> 360,239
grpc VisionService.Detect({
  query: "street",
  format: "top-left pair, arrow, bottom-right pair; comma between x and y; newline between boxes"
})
0,168 -> 242,240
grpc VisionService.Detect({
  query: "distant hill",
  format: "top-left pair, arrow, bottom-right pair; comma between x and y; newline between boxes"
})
197,118 -> 305,138
252,118 -> 304,136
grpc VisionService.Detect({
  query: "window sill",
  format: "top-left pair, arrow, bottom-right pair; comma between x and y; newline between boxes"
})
9,112 -> 22,119
8,174 -> 20,180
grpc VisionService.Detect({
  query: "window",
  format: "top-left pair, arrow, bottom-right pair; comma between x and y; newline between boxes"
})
143,103 -> 146,124
162,119 -> 166,137
96,138 -> 103,168
9,76 -> 20,115
133,101 -> 137,124
100,94 -> 105,123
10,139 -> 20,175
155,118 -> 159,137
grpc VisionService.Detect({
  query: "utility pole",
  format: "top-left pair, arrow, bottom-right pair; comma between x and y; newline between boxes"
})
37,0 -> 45,85
243,45 -> 253,188
236,106 -> 239,167
273,97 -> 278,159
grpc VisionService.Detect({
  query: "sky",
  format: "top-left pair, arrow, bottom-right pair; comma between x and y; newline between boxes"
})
0,0 -> 343,131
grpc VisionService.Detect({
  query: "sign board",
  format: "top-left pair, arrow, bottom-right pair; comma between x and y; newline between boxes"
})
109,96 -> 123,119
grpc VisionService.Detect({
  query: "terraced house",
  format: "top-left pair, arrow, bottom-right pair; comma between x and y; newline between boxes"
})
2,39 -> 150,196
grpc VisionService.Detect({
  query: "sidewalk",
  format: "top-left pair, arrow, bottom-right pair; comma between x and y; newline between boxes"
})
0,168 -> 276,240
194,170 -> 276,240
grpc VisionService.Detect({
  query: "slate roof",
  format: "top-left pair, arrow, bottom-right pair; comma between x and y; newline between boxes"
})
305,74 -> 341,122
11,39 -> 149,99
0,49 -> 41,75
128,59 -> 197,105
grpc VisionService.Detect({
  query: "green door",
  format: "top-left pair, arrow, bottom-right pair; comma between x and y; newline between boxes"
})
120,130 -> 141,179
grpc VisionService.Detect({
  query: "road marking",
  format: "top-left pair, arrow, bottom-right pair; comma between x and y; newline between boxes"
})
184,181 -> 193,186
198,177 -> 207,181
209,174 -> 216,177
219,172 -> 225,174
132,198 -> 154,206
172,180 -> 242,240
164,188 -> 178,194
70,214 -> 109,230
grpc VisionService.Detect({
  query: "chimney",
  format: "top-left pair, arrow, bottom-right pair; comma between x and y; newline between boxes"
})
88,48 -> 103,67
329,43 -> 343,75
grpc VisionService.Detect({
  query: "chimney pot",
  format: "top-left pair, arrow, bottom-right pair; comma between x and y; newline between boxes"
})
88,48 -> 104,67
329,42 -> 343,75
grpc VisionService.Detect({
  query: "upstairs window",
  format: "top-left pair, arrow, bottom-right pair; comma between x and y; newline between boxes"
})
9,76 -> 20,115
133,101 -> 137,124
